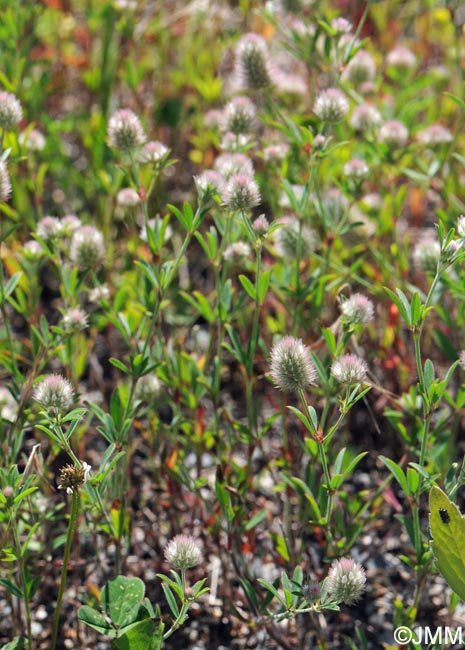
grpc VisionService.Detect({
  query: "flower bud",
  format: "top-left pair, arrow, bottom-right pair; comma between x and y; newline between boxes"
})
222,96 -> 257,135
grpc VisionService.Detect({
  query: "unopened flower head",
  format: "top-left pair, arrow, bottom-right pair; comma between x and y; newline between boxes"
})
36,216 -> 63,240
263,142 -> 289,162
164,534 -> 203,570
235,33 -> 272,90
61,214 -> 82,234
88,284 -> 110,303
62,308 -> 89,332
417,124 -> 453,146
0,91 -> 22,130
195,170 -> 225,202
222,96 -> 257,135
331,17 -> 352,35
340,293 -> 374,325
117,187 -> 141,207
214,152 -> 254,179
58,462 -> 91,495
386,46 -> 416,72
314,88 -> 349,123
33,374 -> 74,415
326,558 -> 366,605
349,103 -> 382,132
331,354 -> 368,384
378,120 -> 408,148
135,373 -> 163,402
270,336 -> 317,393
361,193 -> 383,211
222,173 -> 261,211
138,140 -> 169,164
273,216 -> 317,258
413,238 -> 440,273
343,158 -> 369,181
252,214 -> 269,237
22,240 -> 44,261
19,128 -> 46,152
224,241 -> 251,262
70,225 -> 105,268
108,109 -> 146,151
0,161 -> 11,202
342,51 -> 376,88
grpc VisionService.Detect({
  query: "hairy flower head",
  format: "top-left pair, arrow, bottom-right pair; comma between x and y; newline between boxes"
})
326,558 -> 366,605
270,336 -> 317,392
164,534 -> 203,570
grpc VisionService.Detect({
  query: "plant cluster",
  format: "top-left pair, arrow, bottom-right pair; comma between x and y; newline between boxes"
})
2,1 -> 465,649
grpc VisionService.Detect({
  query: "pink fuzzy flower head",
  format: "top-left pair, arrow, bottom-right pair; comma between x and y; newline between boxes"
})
0,91 -> 22,130
314,88 -> 349,123
326,558 -> 366,605
270,336 -> 317,393
33,374 -> 74,416
108,109 -> 146,151
222,174 -> 261,211
235,33 -> 272,90
164,534 -> 203,570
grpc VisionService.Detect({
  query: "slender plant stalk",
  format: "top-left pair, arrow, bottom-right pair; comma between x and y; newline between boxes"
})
51,490 -> 80,650
11,515 -> 33,650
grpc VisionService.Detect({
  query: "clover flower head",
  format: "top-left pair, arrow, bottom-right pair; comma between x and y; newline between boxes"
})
0,161 -> 11,202
0,91 -> 22,130
164,534 -> 203,570
138,140 -> 169,164
340,293 -> 374,325
58,462 -> 92,495
33,374 -> 74,415
222,173 -> 261,211
235,33 -> 272,90
108,108 -> 146,151
36,216 -> 63,240
117,187 -> 141,207
331,354 -> 368,384
70,225 -> 105,269
326,558 -> 366,605
313,88 -> 349,123
222,96 -> 257,135
270,336 -> 317,392
349,103 -> 382,132
62,308 -> 89,332
378,120 -> 408,148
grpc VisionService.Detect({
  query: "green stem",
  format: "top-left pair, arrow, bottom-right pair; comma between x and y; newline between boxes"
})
11,514 -> 33,650
51,490 -> 79,650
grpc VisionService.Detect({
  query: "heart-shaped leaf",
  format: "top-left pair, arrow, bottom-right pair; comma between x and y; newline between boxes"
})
429,486 -> 465,601
101,576 -> 145,628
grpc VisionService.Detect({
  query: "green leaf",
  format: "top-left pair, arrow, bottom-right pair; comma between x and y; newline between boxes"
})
161,583 -> 180,617
430,486 -> 465,601
379,456 -> 409,496
112,618 -> 163,650
238,274 -> 256,301
101,576 -> 145,628
78,605 -> 115,636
